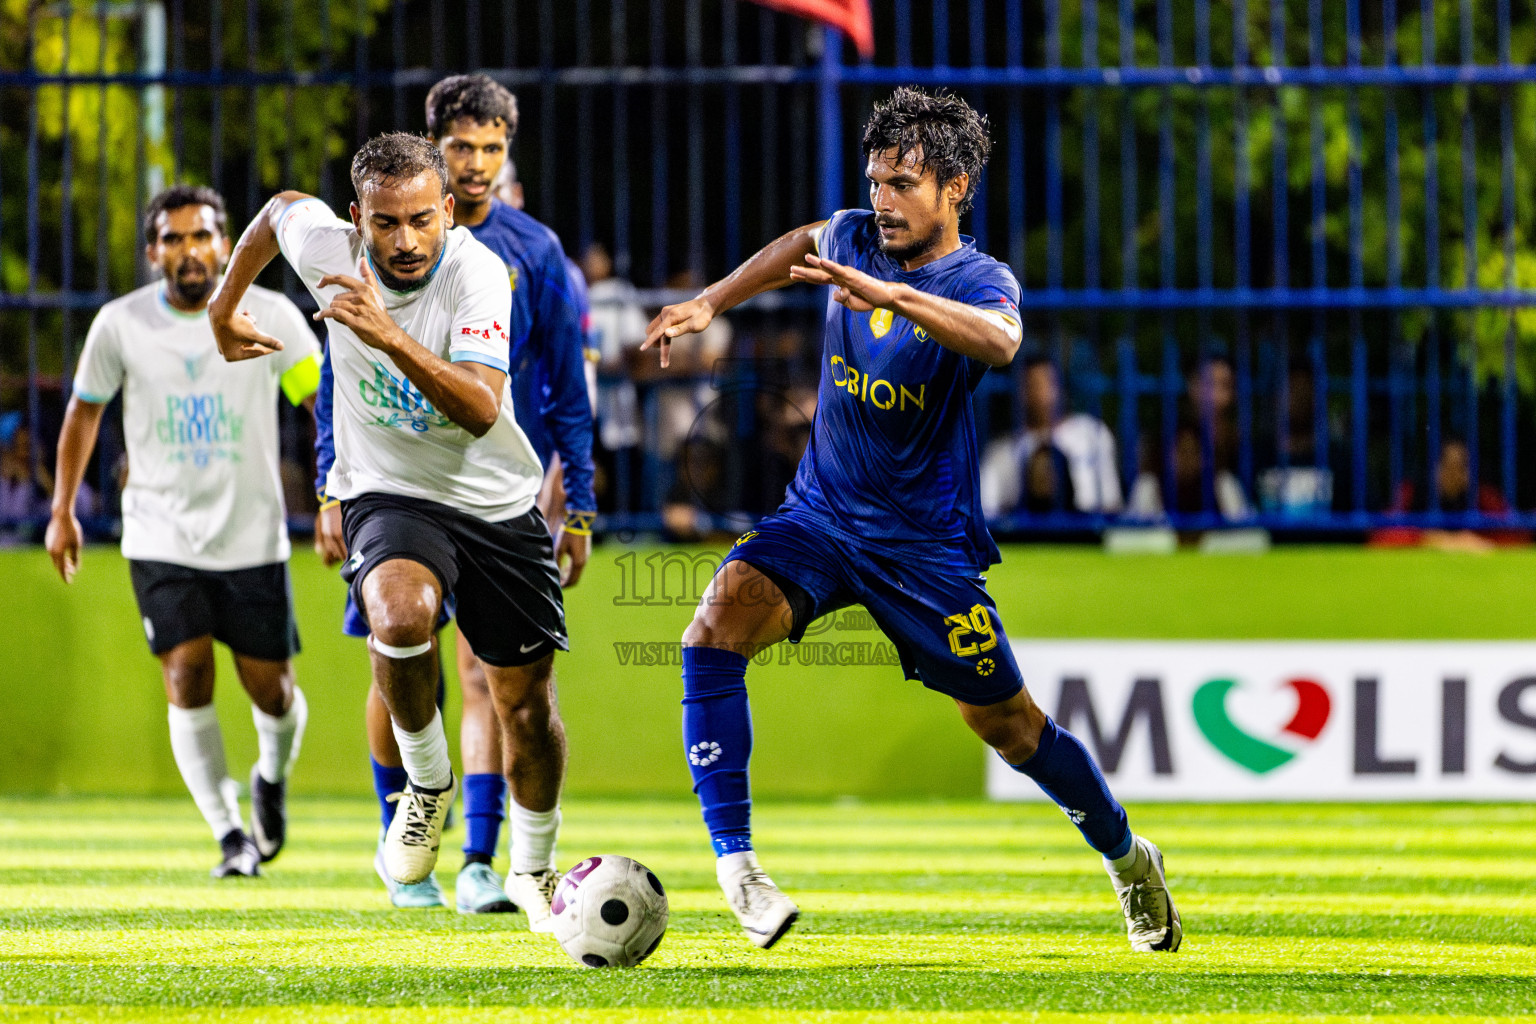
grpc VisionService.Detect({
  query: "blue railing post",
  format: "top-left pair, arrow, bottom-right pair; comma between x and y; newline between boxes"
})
818,26 -> 843,220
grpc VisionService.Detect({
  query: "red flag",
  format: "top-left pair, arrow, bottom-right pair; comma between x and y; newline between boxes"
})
748,0 -> 874,59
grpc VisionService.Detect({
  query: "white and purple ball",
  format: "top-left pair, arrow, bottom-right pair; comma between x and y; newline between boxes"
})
550,855 -> 669,968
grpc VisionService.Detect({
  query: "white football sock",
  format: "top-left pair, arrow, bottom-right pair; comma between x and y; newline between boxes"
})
391,708 -> 453,791
1106,838 -> 1145,877
167,703 -> 242,840
252,686 -> 308,784
716,849 -> 762,885
509,798 -> 560,875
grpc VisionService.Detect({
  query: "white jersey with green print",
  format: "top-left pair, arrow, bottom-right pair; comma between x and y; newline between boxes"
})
73,282 -> 321,571
276,197 -> 542,522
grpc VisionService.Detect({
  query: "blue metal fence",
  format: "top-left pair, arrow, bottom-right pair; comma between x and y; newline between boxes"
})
4,1 -> 1536,539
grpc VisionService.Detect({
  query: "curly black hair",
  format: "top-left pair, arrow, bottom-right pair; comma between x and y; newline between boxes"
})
142,184 -> 227,244
862,87 -> 991,215
350,132 -> 450,199
425,74 -> 519,142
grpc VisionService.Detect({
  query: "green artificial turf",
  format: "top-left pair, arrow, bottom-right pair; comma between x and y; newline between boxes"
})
1,796 -> 1533,1022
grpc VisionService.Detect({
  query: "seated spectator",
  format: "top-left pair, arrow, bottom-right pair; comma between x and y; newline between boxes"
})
1369,438 -> 1529,551
1257,360 -> 1334,517
0,412 -> 93,542
1127,353 -> 1251,521
584,242 -> 651,451
662,436 -> 735,542
641,269 -> 732,460
980,355 -> 1121,516
1022,444 -> 1078,515
1128,422 -> 1251,520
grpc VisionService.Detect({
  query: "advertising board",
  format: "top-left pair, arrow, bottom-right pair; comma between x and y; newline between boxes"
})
988,641 -> 1536,800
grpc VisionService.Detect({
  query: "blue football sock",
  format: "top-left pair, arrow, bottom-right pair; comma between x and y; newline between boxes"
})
681,645 -> 754,857
370,758 -> 409,831
1007,716 -> 1134,860
462,772 -> 507,861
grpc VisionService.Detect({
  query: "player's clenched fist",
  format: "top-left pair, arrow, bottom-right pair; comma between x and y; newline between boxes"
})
643,296 -> 715,368
314,260 -> 403,352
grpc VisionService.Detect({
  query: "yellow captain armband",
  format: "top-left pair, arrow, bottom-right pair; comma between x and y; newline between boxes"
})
318,496 -> 340,512
281,351 -> 323,405
563,510 -> 596,536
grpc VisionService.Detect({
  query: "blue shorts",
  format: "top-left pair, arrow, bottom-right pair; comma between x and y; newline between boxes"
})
720,510 -> 1024,706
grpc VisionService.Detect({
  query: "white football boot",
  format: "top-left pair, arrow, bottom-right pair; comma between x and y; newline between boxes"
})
717,850 -> 799,949
381,774 -> 457,885
1105,835 -> 1182,951
504,868 -> 562,933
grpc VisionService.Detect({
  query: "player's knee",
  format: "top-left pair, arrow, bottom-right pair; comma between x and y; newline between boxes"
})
365,590 -> 437,649
681,615 -> 718,648
162,645 -> 215,708
962,702 -> 1043,764
489,657 -> 557,729
682,611 -> 752,654
503,683 -> 557,737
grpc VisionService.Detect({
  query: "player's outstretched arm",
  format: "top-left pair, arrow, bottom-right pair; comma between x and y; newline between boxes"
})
790,254 -> 1021,367
45,396 -> 106,583
209,191 -> 313,361
643,220 -> 826,368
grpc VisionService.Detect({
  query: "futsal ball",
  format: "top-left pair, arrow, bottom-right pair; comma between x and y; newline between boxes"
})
551,855 -> 669,968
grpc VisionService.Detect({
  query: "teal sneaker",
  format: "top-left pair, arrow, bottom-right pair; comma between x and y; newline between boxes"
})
374,832 -> 445,909
455,862 -> 516,914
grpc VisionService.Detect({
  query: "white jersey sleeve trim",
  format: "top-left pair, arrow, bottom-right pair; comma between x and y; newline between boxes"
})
451,351 -> 510,373
975,307 -> 1023,343
275,197 -> 337,268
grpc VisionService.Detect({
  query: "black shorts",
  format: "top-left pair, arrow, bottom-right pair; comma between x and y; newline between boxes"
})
128,559 -> 301,661
340,492 -> 568,668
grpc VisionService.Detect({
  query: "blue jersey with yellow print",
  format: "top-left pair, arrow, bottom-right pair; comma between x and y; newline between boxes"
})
783,209 -> 1020,572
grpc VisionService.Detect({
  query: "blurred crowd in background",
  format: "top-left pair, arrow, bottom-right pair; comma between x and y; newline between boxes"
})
4,246 -> 1528,553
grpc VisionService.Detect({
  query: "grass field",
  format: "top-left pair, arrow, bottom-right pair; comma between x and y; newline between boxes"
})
1,796 -> 1533,1022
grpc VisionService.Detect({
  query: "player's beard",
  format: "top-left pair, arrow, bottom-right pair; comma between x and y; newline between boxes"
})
168,259 -> 216,305
876,217 -> 946,264
366,235 -> 445,294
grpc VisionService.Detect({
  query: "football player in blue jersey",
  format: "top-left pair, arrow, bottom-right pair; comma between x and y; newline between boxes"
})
313,74 -> 595,925
645,88 -> 1180,953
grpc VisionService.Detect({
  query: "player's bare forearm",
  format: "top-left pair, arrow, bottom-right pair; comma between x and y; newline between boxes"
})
699,222 -> 826,313
46,396 -> 105,582
887,285 -> 1020,367
50,397 -> 104,517
310,261 -> 503,436
209,190 -> 311,360
381,338 -> 505,438
643,221 -> 824,364
791,252 -> 1019,366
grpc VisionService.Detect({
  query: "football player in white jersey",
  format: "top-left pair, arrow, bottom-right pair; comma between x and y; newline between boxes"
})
46,185 -> 318,878
208,134 -> 572,896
